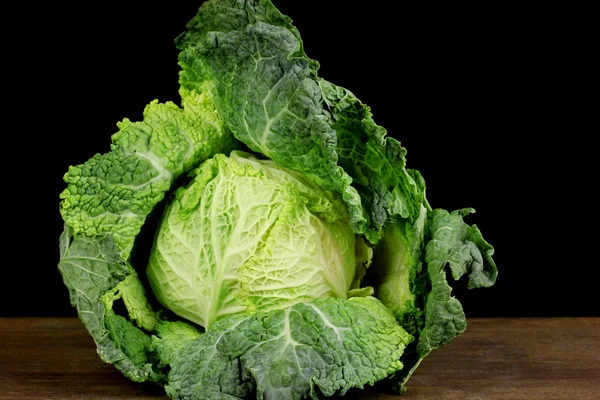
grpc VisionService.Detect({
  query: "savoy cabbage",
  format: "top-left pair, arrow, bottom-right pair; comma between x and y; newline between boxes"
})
58,0 -> 497,398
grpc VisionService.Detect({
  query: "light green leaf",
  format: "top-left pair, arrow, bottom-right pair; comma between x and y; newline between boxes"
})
370,204 -> 428,336
59,87 -> 235,258
146,151 -> 357,329
58,84 -> 236,379
151,320 -> 203,368
118,272 -> 159,332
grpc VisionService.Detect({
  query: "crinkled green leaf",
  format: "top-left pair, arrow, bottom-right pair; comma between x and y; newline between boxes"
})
57,226 -> 162,383
165,297 -> 412,400
176,1 -> 366,234
151,320 -> 203,369
165,314 -> 253,400
370,204 -> 428,336
391,208 -> 497,391
58,85 -> 234,383
418,208 -> 497,355
177,0 -> 302,51
118,272 -> 159,332
319,80 -> 429,241
59,87 -> 235,258
365,208 -> 497,392
176,1 -> 431,241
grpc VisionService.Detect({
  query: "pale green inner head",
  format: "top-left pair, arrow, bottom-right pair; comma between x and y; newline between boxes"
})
146,150 -> 357,328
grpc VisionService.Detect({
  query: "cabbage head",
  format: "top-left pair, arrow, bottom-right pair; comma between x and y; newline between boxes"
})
147,150 -> 357,328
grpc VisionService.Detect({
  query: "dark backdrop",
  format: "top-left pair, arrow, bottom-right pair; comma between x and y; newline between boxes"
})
4,1 -> 595,318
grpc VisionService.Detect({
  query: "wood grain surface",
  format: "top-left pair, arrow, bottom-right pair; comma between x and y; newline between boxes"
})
0,318 -> 598,399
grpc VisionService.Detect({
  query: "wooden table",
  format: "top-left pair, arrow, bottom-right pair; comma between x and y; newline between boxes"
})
0,318 -> 598,399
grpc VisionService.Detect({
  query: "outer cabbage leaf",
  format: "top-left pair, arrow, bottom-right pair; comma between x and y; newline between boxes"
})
176,0 -> 366,234
151,320 -> 203,369
418,208 -> 497,355
60,87 -> 235,257
58,226 -> 162,383
177,0 -> 302,49
146,150 -> 357,329
163,297 -> 413,400
369,204 -> 428,337
370,208 -> 497,391
58,85 -> 235,381
176,0 -> 433,242
319,80 -> 429,242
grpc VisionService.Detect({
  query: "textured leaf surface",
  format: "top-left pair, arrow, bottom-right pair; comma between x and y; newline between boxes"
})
177,0 -> 366,234
60,88 -> 234,257
151,320 -> 203,368
320,80 -> 428,241
164,297 -> 412,400
418,208 -> 497,355
370,204 -> 428,336
58,85 -> 235,382
147,151 -> 356,329
176,1 -> 434,240
365,208 -> 497,392
58,226 -> 161,382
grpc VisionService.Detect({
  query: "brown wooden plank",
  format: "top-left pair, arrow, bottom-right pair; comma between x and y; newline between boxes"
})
390,317 -> 600,400
0,318 -> 598,399
0,318 -> 166,400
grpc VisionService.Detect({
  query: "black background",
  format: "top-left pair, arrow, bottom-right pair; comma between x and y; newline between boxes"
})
3,1 -> 596,318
